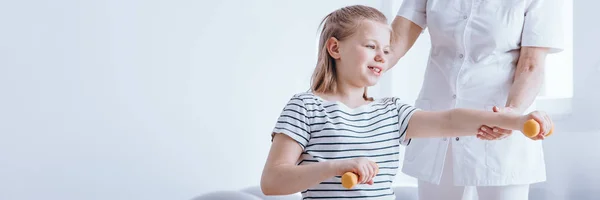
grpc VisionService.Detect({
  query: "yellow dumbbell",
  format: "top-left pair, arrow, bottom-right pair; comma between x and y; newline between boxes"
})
522,119 -> 554,138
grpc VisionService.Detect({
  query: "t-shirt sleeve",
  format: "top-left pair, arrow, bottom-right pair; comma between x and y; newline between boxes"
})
271,94 -> 311,149
396,0 -> 428,29
395,98 -> 419,146
521,0 -> 565,53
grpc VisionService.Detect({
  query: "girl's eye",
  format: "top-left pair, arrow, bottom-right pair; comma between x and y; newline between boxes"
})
384,50 -> 390,55
366,45 -> 375,49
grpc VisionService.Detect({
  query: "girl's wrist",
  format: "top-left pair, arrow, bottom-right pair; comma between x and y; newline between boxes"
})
517,115 -> 529,132
327,160 -> 342,176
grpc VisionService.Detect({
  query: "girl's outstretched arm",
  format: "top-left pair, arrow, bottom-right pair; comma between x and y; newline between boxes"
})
405,108 -> 548,139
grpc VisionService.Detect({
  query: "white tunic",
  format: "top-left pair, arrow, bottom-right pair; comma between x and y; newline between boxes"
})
396,0 -> 564,186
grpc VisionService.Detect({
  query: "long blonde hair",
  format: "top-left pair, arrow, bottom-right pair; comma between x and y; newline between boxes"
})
310,5 -> 388,100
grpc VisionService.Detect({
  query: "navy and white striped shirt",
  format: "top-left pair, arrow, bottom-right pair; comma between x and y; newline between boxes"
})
271,92 -> 418,200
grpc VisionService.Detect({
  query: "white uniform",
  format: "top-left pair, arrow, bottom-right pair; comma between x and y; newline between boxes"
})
396,0 -> 564,199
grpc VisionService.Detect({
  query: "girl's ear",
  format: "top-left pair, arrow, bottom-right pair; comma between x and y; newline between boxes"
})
326,37 -> 341,59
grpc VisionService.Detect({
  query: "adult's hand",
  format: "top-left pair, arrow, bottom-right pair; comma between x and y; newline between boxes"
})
477,106 -> 515,140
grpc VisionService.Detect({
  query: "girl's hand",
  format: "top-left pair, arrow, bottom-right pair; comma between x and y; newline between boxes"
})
477,106 -> 514,140
333,158 -> 379,185
520,110 -> 553,140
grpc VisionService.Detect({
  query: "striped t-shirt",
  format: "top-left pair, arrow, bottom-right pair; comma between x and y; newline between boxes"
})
271,92 -> 418,200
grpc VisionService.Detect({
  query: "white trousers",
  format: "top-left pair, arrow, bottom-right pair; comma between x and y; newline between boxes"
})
417,143 -> 530,200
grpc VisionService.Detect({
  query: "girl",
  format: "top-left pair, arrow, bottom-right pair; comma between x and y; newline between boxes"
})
260,5 -> 552,200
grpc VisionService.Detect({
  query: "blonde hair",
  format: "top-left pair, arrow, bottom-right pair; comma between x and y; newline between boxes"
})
310,5 -> 388,100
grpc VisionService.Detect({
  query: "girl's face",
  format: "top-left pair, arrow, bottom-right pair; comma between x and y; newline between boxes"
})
331,20 -> 392,88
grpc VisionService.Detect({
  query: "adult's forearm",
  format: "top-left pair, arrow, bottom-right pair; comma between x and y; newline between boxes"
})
505,46 -> 550,113
389,16 -> 423,68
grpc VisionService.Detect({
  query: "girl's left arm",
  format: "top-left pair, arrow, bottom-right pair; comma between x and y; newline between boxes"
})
404,108 -> 549,139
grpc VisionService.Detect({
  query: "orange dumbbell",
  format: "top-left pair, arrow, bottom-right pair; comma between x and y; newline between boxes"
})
341,172 -> 358,189
522,119 -> 554,138
341,165 -> 379,189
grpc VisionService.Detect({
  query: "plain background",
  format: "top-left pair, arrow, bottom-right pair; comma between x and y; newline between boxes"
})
0,0 -> 598,199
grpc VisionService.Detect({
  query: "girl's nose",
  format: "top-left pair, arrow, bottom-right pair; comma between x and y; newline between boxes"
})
375,53 -> 386,63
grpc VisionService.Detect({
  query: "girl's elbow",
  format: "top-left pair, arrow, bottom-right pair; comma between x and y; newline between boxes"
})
260,175 -> 281,196
260,182 -> 274,196
261,178 -> 296,196
260,177 -> 274,195
260,184 -> 286,196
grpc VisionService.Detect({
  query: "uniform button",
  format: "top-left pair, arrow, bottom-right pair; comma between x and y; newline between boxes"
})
455,137 -> 460,141
458,54 -> 464,58
463,15 -> 468,19
452,94 -> 457,99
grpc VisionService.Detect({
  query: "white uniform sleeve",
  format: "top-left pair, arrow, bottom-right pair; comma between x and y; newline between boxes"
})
272,94 -> 311,149
395,98 -> 419,146
521,0 -> 565,53
396,0 -> 428,29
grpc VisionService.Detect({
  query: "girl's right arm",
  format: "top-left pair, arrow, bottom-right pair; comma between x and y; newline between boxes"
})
260,133 -> 337,195
261,134 -> 379,195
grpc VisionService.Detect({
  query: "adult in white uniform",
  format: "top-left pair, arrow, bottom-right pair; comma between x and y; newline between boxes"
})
388,0 -> 564,199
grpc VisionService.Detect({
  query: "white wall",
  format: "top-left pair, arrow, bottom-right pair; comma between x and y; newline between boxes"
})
0,0 -> 395,200
538,1 -> 600,199
0,0 -> 598,200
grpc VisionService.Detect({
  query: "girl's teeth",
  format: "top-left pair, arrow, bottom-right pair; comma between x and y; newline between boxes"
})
369,66 -> 381,74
